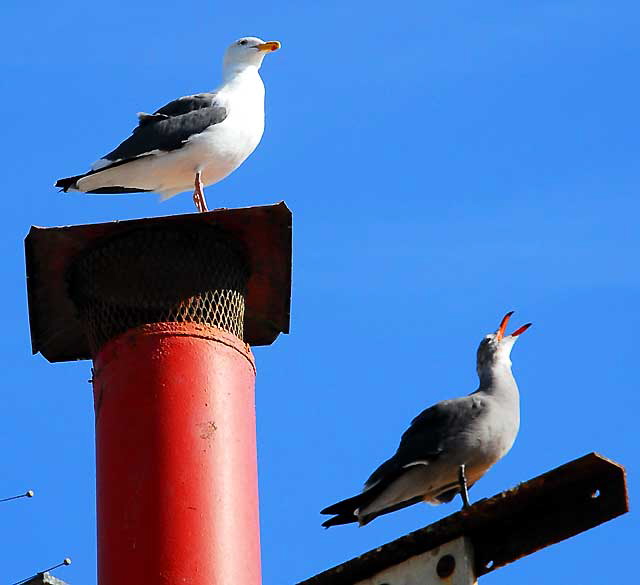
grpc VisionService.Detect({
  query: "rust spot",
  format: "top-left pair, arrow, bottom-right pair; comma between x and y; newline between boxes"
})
197,421 -> 217,440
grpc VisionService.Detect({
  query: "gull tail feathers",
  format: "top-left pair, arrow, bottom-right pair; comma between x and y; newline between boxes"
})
321,465 -> 426,528
55,156 -> 155,194
321,492 -> 368,528
55,174 -> 85,192
321,491 -> 425,528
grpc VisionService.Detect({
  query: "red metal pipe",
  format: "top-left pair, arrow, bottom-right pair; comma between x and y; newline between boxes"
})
92,322 -> 260,585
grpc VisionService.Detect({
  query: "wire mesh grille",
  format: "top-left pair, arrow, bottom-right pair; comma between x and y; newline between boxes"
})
68,225 -> 248,353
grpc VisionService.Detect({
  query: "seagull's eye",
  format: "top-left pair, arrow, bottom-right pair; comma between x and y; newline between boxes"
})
238,40 -> 248,46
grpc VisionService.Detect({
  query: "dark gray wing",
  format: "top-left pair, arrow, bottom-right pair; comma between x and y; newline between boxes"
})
153,92 -> 219,117
321,396 -> 485,527
364,397 -> 483,489
101,92 -> 227,162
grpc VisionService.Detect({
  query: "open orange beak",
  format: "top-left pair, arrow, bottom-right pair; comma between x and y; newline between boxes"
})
256,41 -> 281,52
496,311 -> 532,340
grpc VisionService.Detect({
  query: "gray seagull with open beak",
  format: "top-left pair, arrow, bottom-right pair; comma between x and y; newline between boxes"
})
321,311 -> 531,527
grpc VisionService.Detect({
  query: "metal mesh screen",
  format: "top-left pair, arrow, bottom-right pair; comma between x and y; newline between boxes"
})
68,225 -> 248,353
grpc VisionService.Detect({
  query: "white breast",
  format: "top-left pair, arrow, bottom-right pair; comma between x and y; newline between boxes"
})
190,70 -> 266,188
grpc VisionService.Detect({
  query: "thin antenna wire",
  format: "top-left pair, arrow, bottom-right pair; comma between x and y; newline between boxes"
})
10,558 -> 71,585
0,490 -> 34,503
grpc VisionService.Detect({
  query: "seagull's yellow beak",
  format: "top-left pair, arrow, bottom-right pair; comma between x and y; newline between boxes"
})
256,41 -> 281,52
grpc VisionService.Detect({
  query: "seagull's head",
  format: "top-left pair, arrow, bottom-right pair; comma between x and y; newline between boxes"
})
476,311 -> 531,372
223,37 -> 281,73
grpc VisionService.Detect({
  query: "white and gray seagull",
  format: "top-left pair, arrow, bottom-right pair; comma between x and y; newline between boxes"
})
321,311 -> 531,527
56,37 -> 281,212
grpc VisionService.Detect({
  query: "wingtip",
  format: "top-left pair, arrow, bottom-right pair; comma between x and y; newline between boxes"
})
55,177 -> 77,192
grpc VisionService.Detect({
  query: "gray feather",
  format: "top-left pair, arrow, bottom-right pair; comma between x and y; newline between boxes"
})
103,92 -> 227,162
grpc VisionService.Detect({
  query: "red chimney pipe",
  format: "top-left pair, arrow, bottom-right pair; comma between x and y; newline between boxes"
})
93,323 -> 260,584
25,204 -> 292,585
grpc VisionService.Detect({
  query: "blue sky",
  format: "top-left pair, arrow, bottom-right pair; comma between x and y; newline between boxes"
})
1,1 -> 638,583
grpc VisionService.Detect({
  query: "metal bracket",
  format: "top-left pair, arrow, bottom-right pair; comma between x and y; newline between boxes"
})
355,536 -> 476,585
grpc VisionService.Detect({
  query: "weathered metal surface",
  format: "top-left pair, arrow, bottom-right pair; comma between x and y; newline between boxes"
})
353,536 -> 476,585
93,323 -> 260,585
298,453 -> 628,585
25,202 -> 292,362
22,573 -> 68,585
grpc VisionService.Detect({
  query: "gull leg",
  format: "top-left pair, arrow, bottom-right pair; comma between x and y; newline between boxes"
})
458,464 -> 471,509
192,171 -> 209,213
